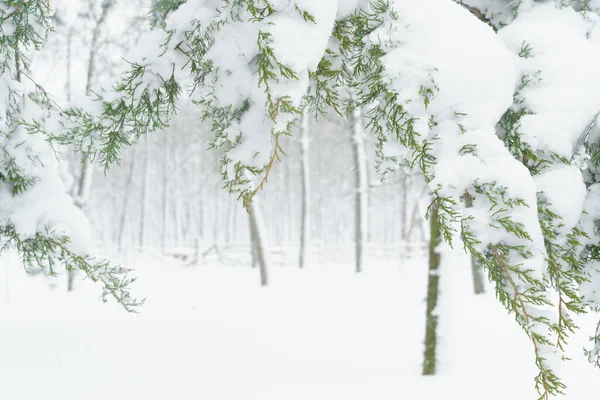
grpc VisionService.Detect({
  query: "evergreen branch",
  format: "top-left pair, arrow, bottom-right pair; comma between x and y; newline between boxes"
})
2,225 -> 143,312
492,247 -> 563,400
243,122 -> 283,210
5,0 -> 23,19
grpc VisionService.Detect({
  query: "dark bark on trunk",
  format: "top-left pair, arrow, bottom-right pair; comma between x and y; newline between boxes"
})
422,203 -> 441,376
464,193 -> 486,294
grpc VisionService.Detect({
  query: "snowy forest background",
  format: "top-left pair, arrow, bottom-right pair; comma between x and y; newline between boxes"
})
40,0 -> 429,270
2,1 -> 600,399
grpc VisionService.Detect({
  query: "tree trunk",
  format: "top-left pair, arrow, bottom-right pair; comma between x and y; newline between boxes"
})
422,202 -> 441,376
464,193 -> 485,294
140,136 -> 150,249
173,151 -> 184,247
68,162 -> 93,291
213,196 -> 220,246
471,251 -> 486,294
161,135 -> 170,253
399,174 -> 411,261
65,29 -> 73,103
118,152 -> 137,250
225,194 -> 234,244
248,200 -> 270,286
299,112 -> 310,269
351,109 -> 368,273
249,212 -> 257,268
199,188 -> 205,241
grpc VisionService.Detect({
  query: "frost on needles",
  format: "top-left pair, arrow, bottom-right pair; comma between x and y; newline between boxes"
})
7,0 -> 600,397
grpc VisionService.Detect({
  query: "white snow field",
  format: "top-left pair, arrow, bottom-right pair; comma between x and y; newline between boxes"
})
1,246 -> 598,400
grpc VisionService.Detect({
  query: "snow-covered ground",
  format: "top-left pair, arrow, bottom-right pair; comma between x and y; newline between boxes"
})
0,246 -> 598,399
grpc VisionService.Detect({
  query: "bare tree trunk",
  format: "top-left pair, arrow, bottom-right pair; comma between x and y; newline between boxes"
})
422,202 -> 441,375
248,200 -> 270,286
140,136 -> 150,250
399,174 -> 411,262
471,252 -> 485,294
464,193 -> 485,294
73,164 -> 94,211
286,157 -> 293,244
404,183 -> 428,255
225,194 -> 234,244
317,144 -> 324,266
118,151 -> 137,250
401,175 -> 414,242
232,199 -> 239,243
249,213 -> 257,268
213,197 -> 220,246
199,188 -> 205,240
66,30 -> 73,104
68,162 -> 93,291
64,28 -> 74,281
351,109 -> 368,273
173,146 -> 184,247
299,112 -> 310,269
161,135 -> 170,253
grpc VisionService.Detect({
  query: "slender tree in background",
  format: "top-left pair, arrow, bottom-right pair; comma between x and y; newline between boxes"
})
249,218 -> 257,269
351,109 -> 368,273
463,192 -> 485,295
118,149 -> 138,251
161,132 -> 170,253
400,175 -> 410,245
299,112 -> 310,269
248,200 -> 270,286
422,202 -> 441,376
140,135 -> 151,250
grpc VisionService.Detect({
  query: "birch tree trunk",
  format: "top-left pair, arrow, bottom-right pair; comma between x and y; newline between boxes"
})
249,213 -> 257,269
140,136 -> 150,250
248,200 -> 270,286
118,152 -> 137,251
422,203 -> 441,375
70,161 -> 93,295
400,176 -> 408,243
65,28 -> 73,104
161,135 -> 170,253
399,174 -> 411,261
351,109 -> 368,273
225,194 -> 234,244
173,146 -> 184,247
299,112 -> 310,269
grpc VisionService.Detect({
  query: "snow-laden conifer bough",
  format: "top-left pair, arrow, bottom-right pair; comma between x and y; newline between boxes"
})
5,0 -> 600,397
